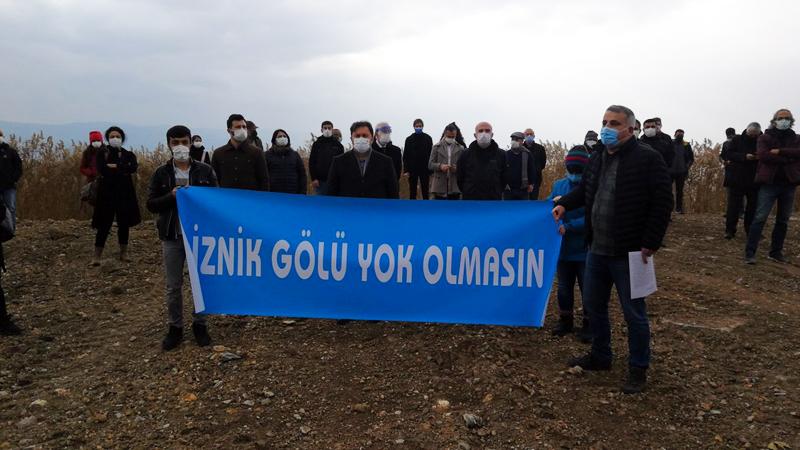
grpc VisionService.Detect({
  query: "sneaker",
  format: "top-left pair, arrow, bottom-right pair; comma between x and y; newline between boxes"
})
724,232 -> 735,240
576,318 -> 592,344
744,256 -> 756,265
161,325 -> 183,351
768,254 -> 788,264
551,315 -> 574,337
622,366 -> 648,394
0,316 -> 22,336
192,322 -> 211,347
566,353 -> 611,371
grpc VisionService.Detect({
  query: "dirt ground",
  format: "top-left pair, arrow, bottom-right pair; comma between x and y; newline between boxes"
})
1,213 -> 799,449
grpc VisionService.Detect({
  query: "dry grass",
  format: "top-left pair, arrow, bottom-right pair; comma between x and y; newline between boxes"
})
6,133 -> 784,220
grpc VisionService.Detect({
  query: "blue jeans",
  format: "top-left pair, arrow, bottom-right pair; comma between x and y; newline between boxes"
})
584,252 -> 651,368
745,185 -> 796,258
556,260 -> 585,315
2,188 -> 17,233
314,181 -> 329,196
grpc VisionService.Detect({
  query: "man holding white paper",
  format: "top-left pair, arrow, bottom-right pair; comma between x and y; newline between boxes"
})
553,105 -> 673,394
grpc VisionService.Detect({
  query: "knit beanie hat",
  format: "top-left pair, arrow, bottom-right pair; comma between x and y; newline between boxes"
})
89,130 -> 103,143
565,145 -> 589,169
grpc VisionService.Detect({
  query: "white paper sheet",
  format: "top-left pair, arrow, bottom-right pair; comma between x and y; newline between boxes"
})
628,251 -> 657,299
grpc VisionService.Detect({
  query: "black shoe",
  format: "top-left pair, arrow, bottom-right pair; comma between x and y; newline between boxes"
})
336,319 -> 352,325
567,353 -> 611,371
576,318 -> 592,344
768,254 -> 788,264
0,316 -> 22,336
724,232 -> 735,240
622,366 -> 647,394
551,315 -> 573,337
161,326 -> 183,351
192,323 -> 211,347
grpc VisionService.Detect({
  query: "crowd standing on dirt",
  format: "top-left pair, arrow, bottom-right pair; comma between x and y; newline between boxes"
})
0,106 -> 797,395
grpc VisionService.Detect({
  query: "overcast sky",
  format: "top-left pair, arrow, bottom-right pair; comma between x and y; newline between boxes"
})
1,0 -> 798,148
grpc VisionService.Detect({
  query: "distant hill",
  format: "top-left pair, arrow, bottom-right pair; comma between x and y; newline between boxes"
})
0,121 -> 229,150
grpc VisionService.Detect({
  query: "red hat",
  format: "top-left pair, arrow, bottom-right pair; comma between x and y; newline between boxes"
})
89,130 -> 103,142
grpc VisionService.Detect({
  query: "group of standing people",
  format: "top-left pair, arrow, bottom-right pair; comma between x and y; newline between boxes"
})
720,109 -> 799,264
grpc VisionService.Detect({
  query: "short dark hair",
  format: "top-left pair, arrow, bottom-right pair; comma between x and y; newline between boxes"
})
643,118 -> 658,125
105,126 -> 126,143
166,125 -> 192,143
227,114 -> 246,129
350,120 -> 374,136
192,134 -> 203,142
321,120 -> 333,129
271,129 -> 291,147
654,117 -> 662,125
635,120 -> 641,128
413,118 -> 424,127
725,127 -> 736,137
675,129 -> 685,133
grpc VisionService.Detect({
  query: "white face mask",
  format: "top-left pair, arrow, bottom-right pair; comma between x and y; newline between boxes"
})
91,141 -> 102,148
476,132 -> 492,148
192,141 -> 203,148
353,137 -> 371,153
444,137 -> 456,145
322,129 -> 333,138
776,119 -> 792,130
378,133 -> 391,145
643,128 -> 657,138
232,128 -> 248,142
109,137 -> 123,148
585,140 -> 597,147
510,141 -> 521,149
172,145 -> 191,162
275,137 -> 289,147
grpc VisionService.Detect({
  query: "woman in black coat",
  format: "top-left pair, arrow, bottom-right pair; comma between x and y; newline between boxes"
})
92,126 -> 141,265
265,129 -> 307,194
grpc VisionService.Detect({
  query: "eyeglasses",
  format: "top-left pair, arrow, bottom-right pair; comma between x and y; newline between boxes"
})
376,127 -> 392,133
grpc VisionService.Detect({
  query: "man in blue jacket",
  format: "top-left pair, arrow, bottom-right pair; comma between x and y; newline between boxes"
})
548,146 -> 590,341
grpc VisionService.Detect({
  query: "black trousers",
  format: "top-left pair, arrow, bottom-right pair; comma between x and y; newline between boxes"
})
673,174 -> 687,212
95,222 -> 130,248
726,186 -> 759,236
504,190 -> 530,200
408,173 -> 430,200
0,275 -> 6,320
433,194 -> 461,200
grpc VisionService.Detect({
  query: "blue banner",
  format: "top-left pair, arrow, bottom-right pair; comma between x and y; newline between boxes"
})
177,187 -> 561,327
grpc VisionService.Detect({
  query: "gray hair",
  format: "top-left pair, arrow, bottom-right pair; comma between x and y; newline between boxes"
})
771,109 -> 795,127
747,122 -> 761,131
606,105 -> 636,127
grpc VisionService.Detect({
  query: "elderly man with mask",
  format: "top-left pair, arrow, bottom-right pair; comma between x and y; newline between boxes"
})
456,122 -> 506,200
147,125 -> 218,351
721,122 -> 761,240
327,121 -> 399,199
372,122 -> 403,181
553,105 -> 673,394
745,109 -> 800,264
522,128 -> 547,199
503,132 -> 535,200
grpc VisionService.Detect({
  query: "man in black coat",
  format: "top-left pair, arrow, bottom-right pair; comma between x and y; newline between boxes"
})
671,129 -> 694,214
553,105 -> 673,394
309,121 -> 344,195
503,132 -> 535,200
721,123 -> 761,239
373,121 -> 403,180
327,121 -> 399,199
0,137 -> 20,335
212,114 -> 269,191
640,118 -> 675,167
402,118 -> 433,200
0,129 -> 22,234
457,122 -> 506,200
522,128 -> 547,199
147,125 -> 218,351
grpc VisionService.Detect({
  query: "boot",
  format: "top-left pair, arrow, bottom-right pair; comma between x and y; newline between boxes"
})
162,325 -> 183,351
567,352 -> 611,371
92,247 -> 103,266
192,322 -> 211,347
119,245 -> 130,262
551,314 -> 573,337
622,366 -> 648,394
0,316 -> 22,336
576,317 -> 592,344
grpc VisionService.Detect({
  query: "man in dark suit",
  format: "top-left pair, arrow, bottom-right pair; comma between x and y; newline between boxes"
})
326,121 -> 400,199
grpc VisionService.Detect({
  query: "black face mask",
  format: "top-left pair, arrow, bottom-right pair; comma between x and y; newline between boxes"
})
675,135 -> 684,141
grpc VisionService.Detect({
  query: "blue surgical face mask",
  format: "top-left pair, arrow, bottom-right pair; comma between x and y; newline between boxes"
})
775,119 -> 792,130
566,173 -> 582,183
414,127 -> 423,134
600,127 -> 619,147
524,135 -> 535,144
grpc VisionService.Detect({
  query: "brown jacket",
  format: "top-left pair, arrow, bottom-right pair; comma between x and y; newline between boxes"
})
755,128 -> 800,185
212,141 -> 270,190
